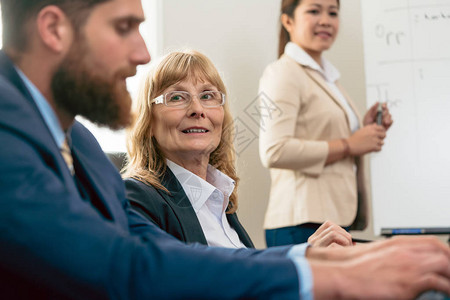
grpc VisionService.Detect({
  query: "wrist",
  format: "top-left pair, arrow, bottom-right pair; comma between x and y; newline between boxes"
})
310,263 -> 343,300
305,247 -> 324,260
341,138 -> 350,157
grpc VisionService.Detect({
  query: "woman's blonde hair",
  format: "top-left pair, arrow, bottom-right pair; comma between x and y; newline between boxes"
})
122,49 -> 239,213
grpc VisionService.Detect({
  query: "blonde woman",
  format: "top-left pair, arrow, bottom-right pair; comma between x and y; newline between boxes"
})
123,49 -> 353,248
122,50 -> 253,248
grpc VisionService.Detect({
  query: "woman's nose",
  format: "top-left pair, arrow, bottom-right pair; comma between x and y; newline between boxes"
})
318,13 -> 331,26
187,96 -> 205,118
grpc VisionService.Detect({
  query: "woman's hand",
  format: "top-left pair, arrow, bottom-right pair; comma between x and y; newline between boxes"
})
326,103 -> 392,164
307,221 -> 353,248
348,124 -> 386,156
364,102 -> 394,130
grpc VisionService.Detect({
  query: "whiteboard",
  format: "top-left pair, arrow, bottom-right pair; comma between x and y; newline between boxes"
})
361,0 -> 450,235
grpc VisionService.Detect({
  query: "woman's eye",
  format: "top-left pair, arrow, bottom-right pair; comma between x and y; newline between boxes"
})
168,93 -> 188,102
307,9 -> 320,15
201,93 -> 214,100
329,11 -> 339,17
201,91 -> 221,101
170,95 -> 183,101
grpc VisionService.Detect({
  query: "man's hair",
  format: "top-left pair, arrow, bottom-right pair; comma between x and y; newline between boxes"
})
1,0 -> 110,51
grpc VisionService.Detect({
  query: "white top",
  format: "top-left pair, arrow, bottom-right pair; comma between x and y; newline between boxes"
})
285,42 -> 360,133
166,160 -> 246,248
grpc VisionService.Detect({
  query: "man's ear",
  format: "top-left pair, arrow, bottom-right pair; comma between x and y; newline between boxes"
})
36,5 -> 73,53
281,13 -> 294,34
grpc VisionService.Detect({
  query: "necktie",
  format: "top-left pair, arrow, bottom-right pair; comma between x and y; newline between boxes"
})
60,139 -> 75,175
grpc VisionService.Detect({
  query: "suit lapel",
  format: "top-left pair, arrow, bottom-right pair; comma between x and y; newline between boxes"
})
160,169 -> 208,244
70,149 -> 114,220
335,81 -> 363,122
0,51 -> 81,189
70,122 -> 128,228
226,213 -> 254,248
303,67 -> 352,128
0,51 -> 127,228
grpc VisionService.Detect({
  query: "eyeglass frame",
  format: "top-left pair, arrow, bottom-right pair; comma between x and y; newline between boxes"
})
151,90 -> 226,108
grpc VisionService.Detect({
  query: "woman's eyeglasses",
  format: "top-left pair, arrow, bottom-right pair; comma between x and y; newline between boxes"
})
151,91 -> 226,108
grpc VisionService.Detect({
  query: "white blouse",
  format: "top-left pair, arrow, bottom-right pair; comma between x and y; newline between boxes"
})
166,160 -> 246,248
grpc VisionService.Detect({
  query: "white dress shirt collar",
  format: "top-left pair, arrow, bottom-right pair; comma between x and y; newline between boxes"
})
15,66 -> 66,148
166,160 -> 246,248
166,160 -> 235,213
284,41 -> 341,84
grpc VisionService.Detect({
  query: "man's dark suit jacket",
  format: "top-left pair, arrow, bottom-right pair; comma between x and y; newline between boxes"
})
125,169 -> 255,248
0,50 -> 300,299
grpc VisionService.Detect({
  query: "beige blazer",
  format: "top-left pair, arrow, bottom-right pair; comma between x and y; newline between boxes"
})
259,54 -> 368,230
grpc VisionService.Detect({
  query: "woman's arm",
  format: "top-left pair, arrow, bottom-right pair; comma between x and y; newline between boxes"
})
326,124 -> 386,165
326,101 -> 393,165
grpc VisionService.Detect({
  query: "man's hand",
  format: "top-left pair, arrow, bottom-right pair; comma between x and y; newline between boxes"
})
308,236 -> 450,299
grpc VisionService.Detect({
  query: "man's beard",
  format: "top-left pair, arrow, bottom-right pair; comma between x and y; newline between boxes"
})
51,43 -> 135,130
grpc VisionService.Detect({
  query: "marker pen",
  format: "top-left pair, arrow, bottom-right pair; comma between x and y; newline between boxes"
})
376,102 -> 383,125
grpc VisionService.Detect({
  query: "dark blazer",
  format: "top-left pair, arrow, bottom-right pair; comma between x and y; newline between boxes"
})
125,169 -> 255,248
0,50 -> 299,299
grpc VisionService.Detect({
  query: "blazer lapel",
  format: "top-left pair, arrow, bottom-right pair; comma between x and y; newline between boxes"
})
335,81 -> 363,122
0,51 -> 82,191
70,148 -> 114,220
69,122 -> 128,228
160,169 -> 208,244
303,67 -> 352,128
226,213 -> 254,248
0,51 -> 127,228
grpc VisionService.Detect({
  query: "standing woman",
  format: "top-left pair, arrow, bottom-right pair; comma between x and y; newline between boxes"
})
259,0 -> 393,246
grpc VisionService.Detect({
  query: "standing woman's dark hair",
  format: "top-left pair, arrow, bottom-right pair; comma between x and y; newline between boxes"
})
278,0 -> 340,57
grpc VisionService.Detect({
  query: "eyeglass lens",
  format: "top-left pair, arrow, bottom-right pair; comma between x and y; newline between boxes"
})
165,91 -> 224,107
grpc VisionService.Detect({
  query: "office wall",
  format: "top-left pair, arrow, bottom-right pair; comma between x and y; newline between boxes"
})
156,0 -> 374,248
